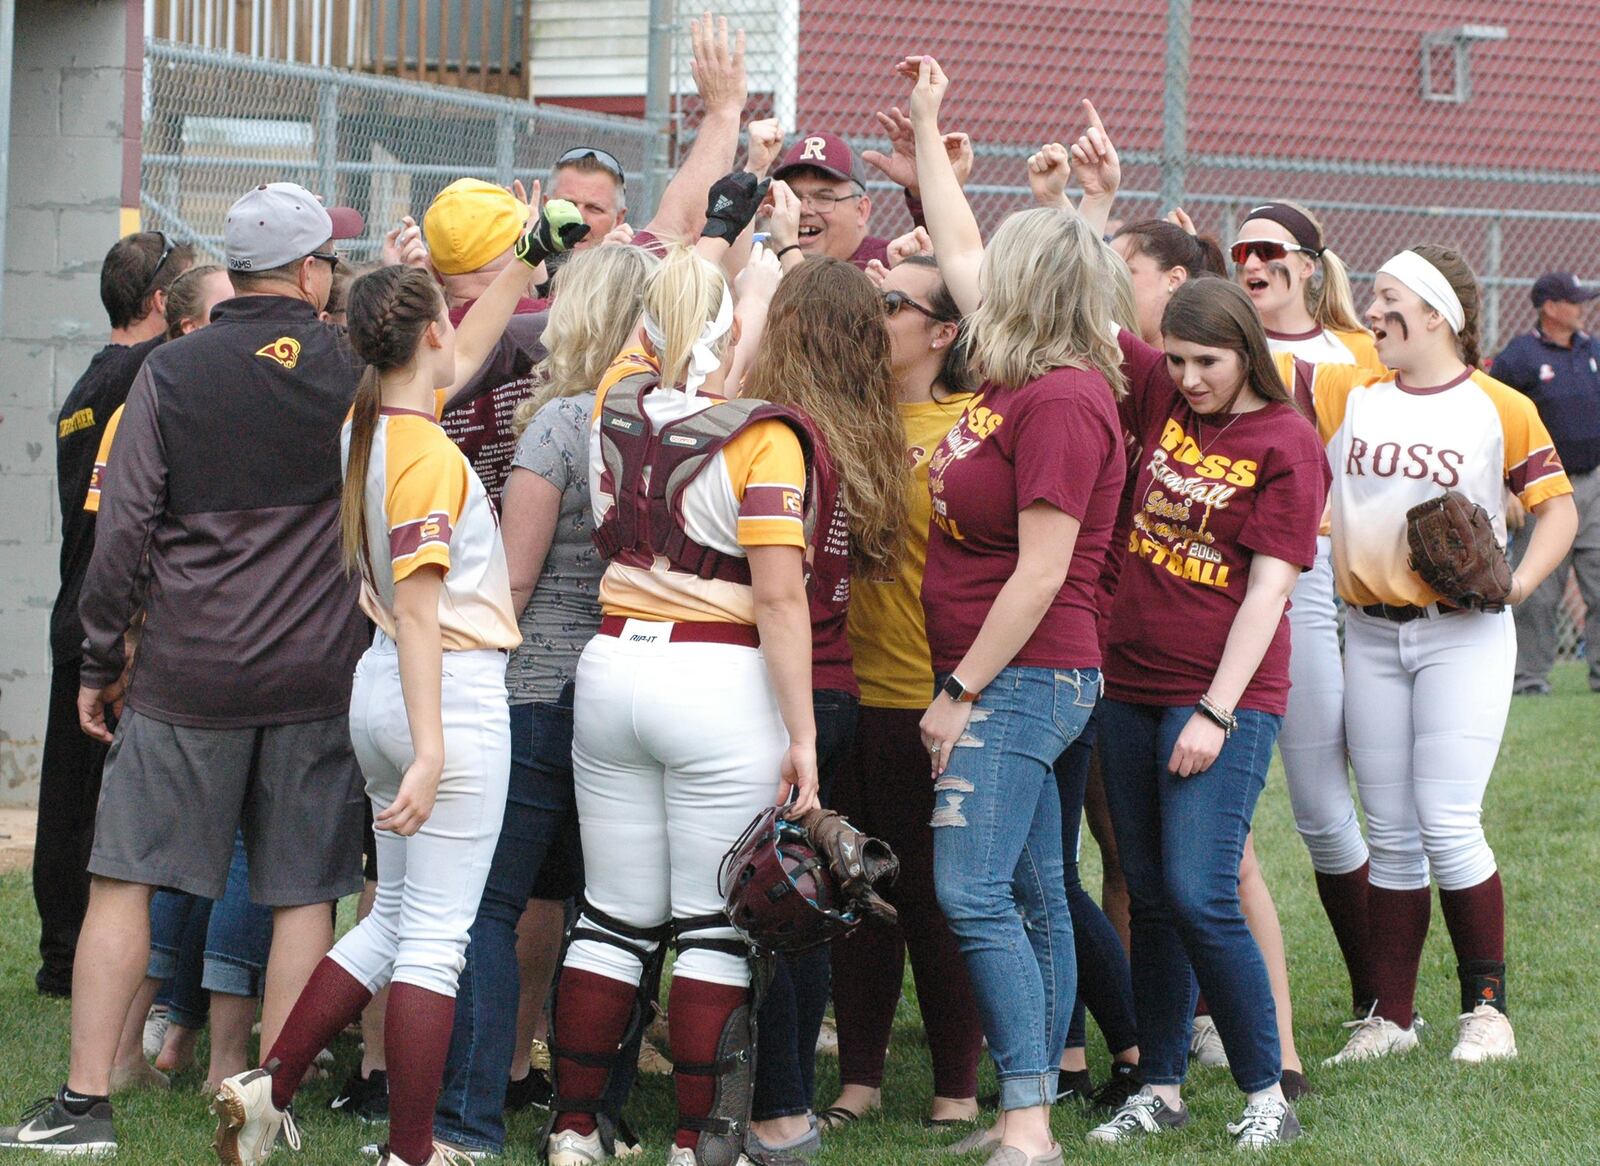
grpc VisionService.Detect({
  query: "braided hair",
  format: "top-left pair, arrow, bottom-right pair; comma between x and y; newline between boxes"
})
340,265 -> 447,574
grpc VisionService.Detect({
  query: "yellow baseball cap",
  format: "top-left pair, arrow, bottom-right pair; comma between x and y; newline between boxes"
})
423,178 -> 531,275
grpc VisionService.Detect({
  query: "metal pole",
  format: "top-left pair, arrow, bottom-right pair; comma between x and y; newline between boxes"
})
643,0 -> 676,223
317,81 -> 339,199
0,0 -> 12,325
1159,0 -> 1193,215
1484,214 -> 1503,358
494,110 -> 515,186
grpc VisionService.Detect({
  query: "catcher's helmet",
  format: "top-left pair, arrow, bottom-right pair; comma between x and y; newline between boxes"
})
719,806 -> 859,953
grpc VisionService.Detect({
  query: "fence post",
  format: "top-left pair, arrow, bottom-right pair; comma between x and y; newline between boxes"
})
1484,214 -> 1503,357
495,110 -> 516,186
1159,0 -> 1193,215
317,80 -> 339,200
643,0 -> 677,223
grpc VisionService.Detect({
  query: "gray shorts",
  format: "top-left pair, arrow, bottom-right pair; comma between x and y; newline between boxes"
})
89,710 -> 366,907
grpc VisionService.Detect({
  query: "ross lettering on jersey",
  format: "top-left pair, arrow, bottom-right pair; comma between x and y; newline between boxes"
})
390,509 -> 454,563
924,399 -> 1000,542
58,407 -> 95,439
1344,432 -> 1464,488
1156,418 -> 1257,485
800,136 -> 828,162
255,337 -> 302,369
1127,531 -> 1231,589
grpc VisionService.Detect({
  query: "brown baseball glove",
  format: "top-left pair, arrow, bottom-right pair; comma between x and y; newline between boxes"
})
793,808 -> 900,926
1404,490 -> 1513,609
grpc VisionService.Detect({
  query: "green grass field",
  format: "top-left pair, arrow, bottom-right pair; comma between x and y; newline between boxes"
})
2,665 -> 1598,1164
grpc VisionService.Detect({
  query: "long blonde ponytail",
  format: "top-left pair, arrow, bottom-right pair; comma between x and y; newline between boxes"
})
640,245 -> 728,389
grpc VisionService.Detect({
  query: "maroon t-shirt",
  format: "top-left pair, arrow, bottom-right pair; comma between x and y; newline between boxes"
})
1104,334 -> 1328,715
806,444 -> 857,696
441,296 -> 544,497
1096,331 -> 1168,637
921,367 -> 1124,674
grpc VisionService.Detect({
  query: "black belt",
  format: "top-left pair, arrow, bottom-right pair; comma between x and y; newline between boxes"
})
1359,600 -> 1469,623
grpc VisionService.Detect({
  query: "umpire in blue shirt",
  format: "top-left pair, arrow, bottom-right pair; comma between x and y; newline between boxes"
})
1493,272 -> 1600,694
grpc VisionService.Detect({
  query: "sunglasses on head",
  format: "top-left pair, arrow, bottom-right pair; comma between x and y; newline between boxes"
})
882,290 -> 949,323
142,231 -> 178,296
1230,238 -> 1321,266
557,146 -> 627,185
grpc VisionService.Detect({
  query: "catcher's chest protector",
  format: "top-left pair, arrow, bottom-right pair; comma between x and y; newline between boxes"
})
592,374 -> 817,583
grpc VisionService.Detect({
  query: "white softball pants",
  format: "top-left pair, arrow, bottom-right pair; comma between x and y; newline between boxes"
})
1342,606 -> 1514,892
1280,539 -> 1369,874
336,633 -> 510,997
566,627 -> 786,988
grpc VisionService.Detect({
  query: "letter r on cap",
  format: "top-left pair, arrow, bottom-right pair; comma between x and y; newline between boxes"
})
800,137 -> 827,162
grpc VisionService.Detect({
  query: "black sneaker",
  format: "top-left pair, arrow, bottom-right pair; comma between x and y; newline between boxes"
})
1088,1061 -> 1144,1113
1228,1096 -> 1301,1148
1055,1068 -> 1093,1106
329,1069 -> 389,1122
0,1093 -> 117,1154
503,1066 -> 552,1112
1086,1088 -> 1189,1144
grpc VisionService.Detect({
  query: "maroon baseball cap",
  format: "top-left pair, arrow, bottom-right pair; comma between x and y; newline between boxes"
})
773,133 -> 865,189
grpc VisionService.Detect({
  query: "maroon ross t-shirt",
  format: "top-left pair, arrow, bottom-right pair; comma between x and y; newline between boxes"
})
922,367 -> 1124,674
1104,334 -> 1328,714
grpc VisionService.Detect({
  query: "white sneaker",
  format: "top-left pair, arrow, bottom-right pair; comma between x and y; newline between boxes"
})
665,1148 -> 755,1166
1189,1015 -> 1229,1068
364,1141 -> 490,1162
1322,1010 -> 1419,1066
143,1005 -> 170,1060
212,1069 -> 300,1165
1451,1005 -> 1518,1063
1228,1097 -> 1301,1150
549,1129 -> 609,1166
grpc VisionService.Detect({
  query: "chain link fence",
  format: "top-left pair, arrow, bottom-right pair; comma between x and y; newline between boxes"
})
142,2 -> 1596,664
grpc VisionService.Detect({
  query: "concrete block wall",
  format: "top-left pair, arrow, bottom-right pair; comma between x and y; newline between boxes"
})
0,1 -> 128,805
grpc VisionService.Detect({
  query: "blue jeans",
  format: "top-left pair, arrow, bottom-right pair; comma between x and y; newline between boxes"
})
1054,714 -> 1138,1056
932,666 -> 1098,1110
1097,700 -> 1282,1094
435,684 -> 634,1153
149,832 -> 273,1023
752,689 -> 859,1121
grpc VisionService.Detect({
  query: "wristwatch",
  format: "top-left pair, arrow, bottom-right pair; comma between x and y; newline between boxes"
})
940,674 -> 980,703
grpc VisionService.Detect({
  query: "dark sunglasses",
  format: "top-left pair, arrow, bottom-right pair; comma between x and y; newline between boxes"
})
308,249 -> 341,269
883,289 -> 948,323
142,231 -> 178,296
1230,238 -> 1320,265
557,146 -> 627,185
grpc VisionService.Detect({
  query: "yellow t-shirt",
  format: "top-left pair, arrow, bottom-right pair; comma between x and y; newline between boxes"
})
846,394 -> 974,708
1308,363 -> 1571,607
83,404 -> 125,513
589,348 -> 808,624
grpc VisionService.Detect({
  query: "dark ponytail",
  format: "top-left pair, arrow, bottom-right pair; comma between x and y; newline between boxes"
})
1114,220 -> 1226,279
340,265 -> 445,574
1408,243 -> 1483,369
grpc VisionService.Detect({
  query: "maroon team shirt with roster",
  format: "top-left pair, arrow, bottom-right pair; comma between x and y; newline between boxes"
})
806,444 -> 858,696
921,366 -> 1124,675
1104,333 -> 1328,715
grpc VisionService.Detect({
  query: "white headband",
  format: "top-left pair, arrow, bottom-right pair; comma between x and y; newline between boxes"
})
1377,250 -> 1465,335
642,282 -> 736,399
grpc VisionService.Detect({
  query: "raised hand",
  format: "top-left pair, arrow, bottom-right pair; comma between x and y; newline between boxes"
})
735,239 -> 784,306
382,215 -> 429,269
762,179 -> 803,252
1166,206 -> 1197,235
894,55 -> 949,126
1027,142 -> 1072,209
1068,98 -> 1120,203
887,225 -> 935,266
601,222 -> 636,247
515,197 -> 588,269
690,12 -> 747,117
745,118 -> 784,178
864,106 -> 974,198
701,170 -> 772,242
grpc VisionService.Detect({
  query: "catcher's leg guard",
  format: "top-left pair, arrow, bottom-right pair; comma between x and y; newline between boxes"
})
540,899 -> 668,1161
670,914 -> 774,1166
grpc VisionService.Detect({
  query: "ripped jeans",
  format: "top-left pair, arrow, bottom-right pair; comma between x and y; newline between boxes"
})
931,665 -> 1099,1110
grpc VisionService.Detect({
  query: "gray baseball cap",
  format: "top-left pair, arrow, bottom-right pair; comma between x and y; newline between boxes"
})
224,182 -> 364,272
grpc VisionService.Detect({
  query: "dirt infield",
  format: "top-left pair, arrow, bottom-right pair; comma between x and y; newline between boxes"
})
0,808 -> 36,874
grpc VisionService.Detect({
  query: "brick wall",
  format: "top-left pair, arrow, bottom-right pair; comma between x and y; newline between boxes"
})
0,1 -> 128,805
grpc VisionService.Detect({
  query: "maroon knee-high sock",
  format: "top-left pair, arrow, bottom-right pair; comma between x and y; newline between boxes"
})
669,977 -> 748,1152
383,983 -> 457,1164
1368,886 -> 1432,1026
266,958 -> 373,1111
551,969 -> 638,1137
1438,872 -> 1507,1013
1315,863 -> 1377,1009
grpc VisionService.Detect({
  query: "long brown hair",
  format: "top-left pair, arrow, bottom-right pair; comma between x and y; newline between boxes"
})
1161,278 -> 1296,411
1408,244 -> 1483,368
163,264 -> 225,338
743,257 -> 909,575
340,265 -> 447,574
